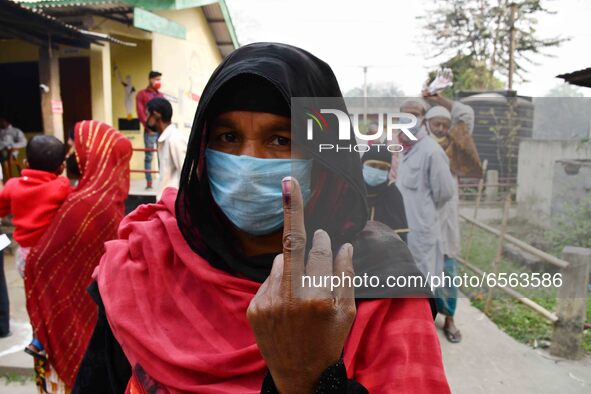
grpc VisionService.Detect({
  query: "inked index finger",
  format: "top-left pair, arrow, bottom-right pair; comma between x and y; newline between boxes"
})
280,176 -> 306,296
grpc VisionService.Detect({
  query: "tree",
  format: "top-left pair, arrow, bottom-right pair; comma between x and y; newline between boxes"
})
427,54 -> 505,97
544,83 -> 584,97
344,82 -> 404,97
420,0 -> 567,84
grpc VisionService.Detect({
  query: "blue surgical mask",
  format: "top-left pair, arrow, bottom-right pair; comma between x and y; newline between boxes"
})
205,148 -> 313,236
363,164 -> 388,187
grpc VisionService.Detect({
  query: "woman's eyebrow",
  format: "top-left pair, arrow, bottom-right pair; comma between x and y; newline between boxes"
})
210,117 -> 238,129
264,119 -> 292,131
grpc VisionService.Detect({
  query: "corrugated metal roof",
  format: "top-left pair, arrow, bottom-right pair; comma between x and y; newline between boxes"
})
557,67 -> 591,88
18,0 -> 133,25
1,0 -> 135,47
202,0 -> 238,57
31,3 -> 131,11
17,0 -> 238,57
16,0 -> 123,8
80,29 -> 136,45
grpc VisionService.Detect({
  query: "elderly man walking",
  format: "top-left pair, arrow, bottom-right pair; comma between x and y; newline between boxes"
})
424,91 -> 482,343
396,99 -> 455,281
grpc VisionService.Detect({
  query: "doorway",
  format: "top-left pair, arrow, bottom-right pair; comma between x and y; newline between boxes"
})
59,57 -> 92,140
0,61 -> 42,133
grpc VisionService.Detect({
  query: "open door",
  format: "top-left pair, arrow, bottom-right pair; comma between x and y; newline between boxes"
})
59,57 -> 92,140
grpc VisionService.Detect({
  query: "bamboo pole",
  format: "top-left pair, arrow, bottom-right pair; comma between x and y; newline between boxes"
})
460,215 -> 569,269
459,183 -> 517,188
484,194 -> 511,315
465,159 -> 488,259
457,257 -> 558,323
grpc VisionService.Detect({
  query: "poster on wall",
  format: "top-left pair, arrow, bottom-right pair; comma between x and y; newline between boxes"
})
51,100 -> 63,114
114,64 -> 140,131
180,50 -> 204,129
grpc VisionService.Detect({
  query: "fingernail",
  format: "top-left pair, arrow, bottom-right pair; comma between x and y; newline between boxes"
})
346,243 -> 353,258
340,243 -> 351,255
282,176 -> 292,205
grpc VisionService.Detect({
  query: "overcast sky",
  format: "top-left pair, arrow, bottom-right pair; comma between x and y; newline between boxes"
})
225,0 -> 591,97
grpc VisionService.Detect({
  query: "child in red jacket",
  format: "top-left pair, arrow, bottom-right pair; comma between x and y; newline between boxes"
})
0,135 -> 71,359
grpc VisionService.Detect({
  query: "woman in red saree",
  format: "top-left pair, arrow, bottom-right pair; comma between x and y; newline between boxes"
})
25,120 -> 132,393
75,43 -> 450,393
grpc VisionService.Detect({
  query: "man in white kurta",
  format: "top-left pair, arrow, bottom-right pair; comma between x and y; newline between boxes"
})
424,96 -> 482,344
427,102 -> 475,260
396,124 -> 455,278
145,98 -> 188,200
157,123 -> 188,200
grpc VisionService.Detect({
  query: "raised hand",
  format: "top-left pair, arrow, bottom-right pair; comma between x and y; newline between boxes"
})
247,176 -> 356,394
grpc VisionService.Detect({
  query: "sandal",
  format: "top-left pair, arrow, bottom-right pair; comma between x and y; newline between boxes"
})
443,327 -> 462,343
24,343 -> 47,361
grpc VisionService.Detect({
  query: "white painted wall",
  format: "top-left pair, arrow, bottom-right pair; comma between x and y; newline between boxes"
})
516,139 -> 591,226
152,8 -> 223,133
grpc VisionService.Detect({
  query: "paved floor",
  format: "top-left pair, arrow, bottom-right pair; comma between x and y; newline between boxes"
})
0,250 -> 589,393
0,380 -> 35,393
436,297 -> 591,393
0,252 -> 32,374
0,252 -> 35,393
129,178 -> 158,197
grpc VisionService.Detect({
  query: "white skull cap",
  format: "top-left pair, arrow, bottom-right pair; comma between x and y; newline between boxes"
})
400,98 -> 428,113
426,105 -> 451,120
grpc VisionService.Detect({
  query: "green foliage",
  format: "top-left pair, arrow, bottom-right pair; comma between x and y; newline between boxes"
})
461,223 -> 591,353
545,83 -> 585,97
471,295 -> 553,344
428,54 -> 504,97
0,372 -> 34,384
577,137 -> 590,151
344,82 -> 405,97
546,193 -> 591,255
470,293 -> 591,352
420,0 -> 568,84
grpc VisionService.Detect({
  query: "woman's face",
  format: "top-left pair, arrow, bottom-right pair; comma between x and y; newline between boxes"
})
208,111 -> 305,159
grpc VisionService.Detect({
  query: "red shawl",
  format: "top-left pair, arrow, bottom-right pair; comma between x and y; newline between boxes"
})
95,188 -> 450,394
25,120 -> 132,386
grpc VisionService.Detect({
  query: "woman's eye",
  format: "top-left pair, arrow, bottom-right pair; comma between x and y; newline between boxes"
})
271,136 -> 290,146
219,132 -> 238,143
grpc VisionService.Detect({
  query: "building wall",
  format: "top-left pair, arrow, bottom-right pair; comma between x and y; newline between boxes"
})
108,37 -> 152,178
516,139 -> 591,226
550,160 -> 591,218
90,43 -> 112,126
0,36 -> 143,177
152,8 -> 222,132
0,40 -> 90,137
101,8 -> 223,181
110,37 -> 152,123
0,40 -> 91,67
85,17 -> 153,180
0,39 -> 39,63
0,6 -> 227,182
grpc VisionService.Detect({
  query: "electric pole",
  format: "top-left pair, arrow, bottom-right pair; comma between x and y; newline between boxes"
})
362,66 -> 368,123
508,2 -> 518,91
